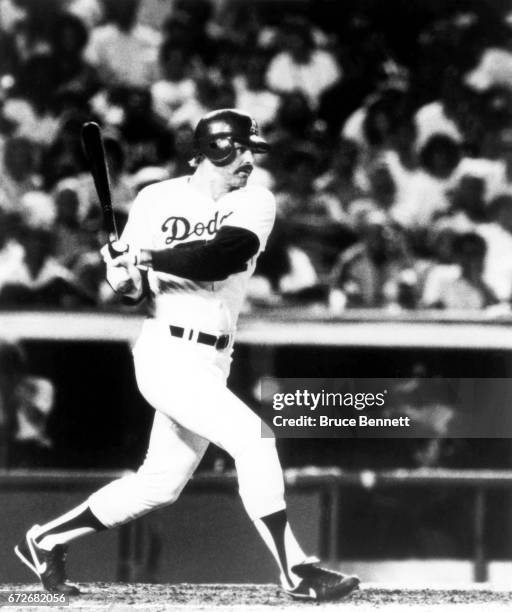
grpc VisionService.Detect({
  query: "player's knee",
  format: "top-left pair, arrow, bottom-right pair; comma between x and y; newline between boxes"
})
135,469 -> 185,507
229,433 -> 278,462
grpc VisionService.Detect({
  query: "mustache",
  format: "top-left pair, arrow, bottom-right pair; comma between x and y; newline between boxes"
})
236,164 -> 253,174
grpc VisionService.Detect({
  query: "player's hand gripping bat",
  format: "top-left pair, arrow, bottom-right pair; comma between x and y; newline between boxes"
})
81,121 -> 127,257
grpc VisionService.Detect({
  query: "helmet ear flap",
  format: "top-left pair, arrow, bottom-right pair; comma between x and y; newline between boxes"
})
203,136 -> 237,166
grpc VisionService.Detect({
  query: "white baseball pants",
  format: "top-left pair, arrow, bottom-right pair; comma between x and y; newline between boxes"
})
89,320 -> 286,525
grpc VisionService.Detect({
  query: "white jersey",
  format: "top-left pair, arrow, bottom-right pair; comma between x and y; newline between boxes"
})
121,176 -> 276,334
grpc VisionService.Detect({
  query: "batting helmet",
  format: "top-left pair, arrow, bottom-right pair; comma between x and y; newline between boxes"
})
193,109 -> 269,166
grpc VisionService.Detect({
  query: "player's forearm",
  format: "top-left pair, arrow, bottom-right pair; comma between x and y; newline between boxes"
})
137,227 -> 260,282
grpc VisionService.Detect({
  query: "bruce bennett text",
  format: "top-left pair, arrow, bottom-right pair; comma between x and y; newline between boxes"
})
272,415 -> 411,428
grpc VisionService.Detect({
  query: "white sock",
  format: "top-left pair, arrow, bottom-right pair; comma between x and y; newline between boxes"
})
33,502 -> 105,551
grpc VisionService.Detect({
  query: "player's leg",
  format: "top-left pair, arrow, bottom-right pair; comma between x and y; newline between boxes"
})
15,411 -> 208,593
134,346 -> 359,600
205,407 -> 358,600
87,412 -> 208,528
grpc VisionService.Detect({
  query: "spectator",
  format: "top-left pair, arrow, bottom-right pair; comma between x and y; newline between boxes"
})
151,42 -> 198,127
479,194 -> 512,302
72,250 -> 108,307
248,220 -> 319,309
209,1 -> 264,50
2,54 -> 60,145
18,190 -> 56,231
366,163 -> 398,213
451,154 -> 506,206
53,182 -> 99,269
380,119 -> 420,211
266,17 -> 341,109
275,145 -> 354,276
162,2 -> 214,62
10,376 -> 57,468
49,12 -> 99,99
341,85 -> 410,153
271,91 -> 317,145
209,39 -> 245,83
268,91 -> 329,179
465,47 -> 512,92
479,127 -> 512,200
478,86 -> 512,135
0,339 -> 27,466
0,135 -> 41,213
434,174 -> 512,302
84,0 -> 160,88
420,220 -> 460,304
342,162 -> 401,234
314,138 -> 366,223
392,134 -> 462,230
233,51 -> 280,130
168,76 -> 235,131
6,1 -> 61,62
450,174 -> 488,224
361,91 -> 409,157
0,0 -> 26,35
40,113 -> 90,189
0,208 -> 23,283
388,117 -> 418,173
329,210 -> 417,310
168,122 -> 196,177
319,17 -> 406,135
490,193 -> 512,236
0,213 -> 95,308
414,72 -> 465,150
113,88 -> 174,172
422,232 -> 498,309
65,0 -> 103,29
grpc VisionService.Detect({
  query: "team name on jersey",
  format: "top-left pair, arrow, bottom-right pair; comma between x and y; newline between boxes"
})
161,211 -> 234,245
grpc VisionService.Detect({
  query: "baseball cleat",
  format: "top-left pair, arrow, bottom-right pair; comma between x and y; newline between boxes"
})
284,560 -> 360,601
14,526 -> 80,596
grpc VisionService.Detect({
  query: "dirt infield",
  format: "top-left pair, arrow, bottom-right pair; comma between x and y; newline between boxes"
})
2,584 -> 512,611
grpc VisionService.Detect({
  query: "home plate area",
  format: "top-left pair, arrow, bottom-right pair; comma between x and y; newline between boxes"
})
2,583 -> 512,611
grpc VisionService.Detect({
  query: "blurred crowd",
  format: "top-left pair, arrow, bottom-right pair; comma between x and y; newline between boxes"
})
1,0 -> 512,312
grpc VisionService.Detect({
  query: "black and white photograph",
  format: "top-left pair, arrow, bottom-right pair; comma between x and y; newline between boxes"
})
1,0 -> 512,610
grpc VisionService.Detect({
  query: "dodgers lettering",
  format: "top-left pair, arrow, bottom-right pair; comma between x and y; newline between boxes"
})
162,211 -> 234,245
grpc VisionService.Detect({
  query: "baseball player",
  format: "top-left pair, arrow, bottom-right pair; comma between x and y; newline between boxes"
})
14,109 -> 360,602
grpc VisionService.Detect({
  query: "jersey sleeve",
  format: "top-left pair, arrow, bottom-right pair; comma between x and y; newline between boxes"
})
221,186 -> 276,252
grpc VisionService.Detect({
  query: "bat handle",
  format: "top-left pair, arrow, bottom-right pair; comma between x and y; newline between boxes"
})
108,235 -> 129,258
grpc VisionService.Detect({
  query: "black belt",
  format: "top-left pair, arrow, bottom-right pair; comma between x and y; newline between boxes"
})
169,325 -> 231,350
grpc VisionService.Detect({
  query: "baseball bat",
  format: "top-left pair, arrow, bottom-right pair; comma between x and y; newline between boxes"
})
81,121 -> 123,255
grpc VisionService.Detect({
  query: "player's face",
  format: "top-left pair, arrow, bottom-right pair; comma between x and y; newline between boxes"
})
218,144 -> 255,190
